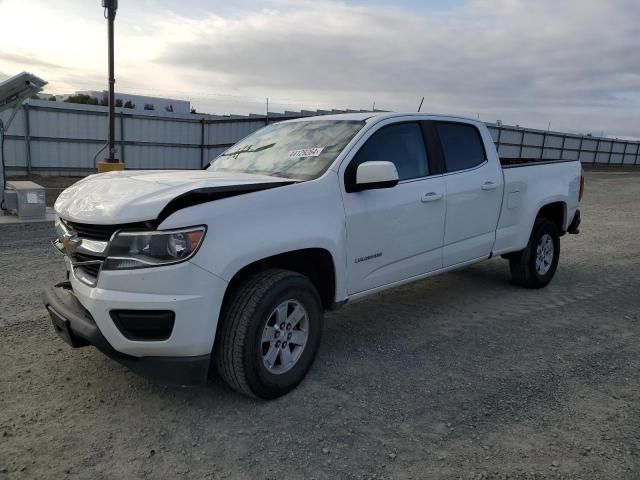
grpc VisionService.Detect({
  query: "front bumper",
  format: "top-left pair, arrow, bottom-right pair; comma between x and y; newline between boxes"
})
62,255 -> 227,357
43,282 -> 211,386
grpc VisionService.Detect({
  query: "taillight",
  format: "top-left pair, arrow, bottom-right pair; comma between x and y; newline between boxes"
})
579,168 -> 585,202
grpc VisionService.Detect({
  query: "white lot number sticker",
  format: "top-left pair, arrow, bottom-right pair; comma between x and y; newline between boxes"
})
288,147 -> 324,158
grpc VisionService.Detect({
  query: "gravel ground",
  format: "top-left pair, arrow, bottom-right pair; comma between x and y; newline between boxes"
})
1,171 -> 639,480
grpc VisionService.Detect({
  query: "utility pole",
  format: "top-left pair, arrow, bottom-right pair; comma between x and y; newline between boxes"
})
98,0 -> 124,172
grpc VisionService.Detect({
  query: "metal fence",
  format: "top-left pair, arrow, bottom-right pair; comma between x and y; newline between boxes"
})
487,124 -> 640,166
2,100 -> 639,176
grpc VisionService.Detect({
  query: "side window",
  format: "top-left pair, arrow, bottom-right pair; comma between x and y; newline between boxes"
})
436,122 -> 486,172
346,122 -> 428,188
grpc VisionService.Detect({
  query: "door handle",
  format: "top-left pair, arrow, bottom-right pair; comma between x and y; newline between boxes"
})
421,192 -> 443,202
481,181 -> 499,191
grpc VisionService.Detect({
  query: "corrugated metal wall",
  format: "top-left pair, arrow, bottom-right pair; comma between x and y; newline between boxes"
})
487,124 -> 640,165
3,100 -> 639,176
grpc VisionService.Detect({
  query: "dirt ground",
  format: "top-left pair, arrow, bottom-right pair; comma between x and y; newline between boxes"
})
0,171 -> 639,479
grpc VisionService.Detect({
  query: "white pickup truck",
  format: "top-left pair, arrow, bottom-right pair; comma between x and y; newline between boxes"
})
43,112 -> 583,398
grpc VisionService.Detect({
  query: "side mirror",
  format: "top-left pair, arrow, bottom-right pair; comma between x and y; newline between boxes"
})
355,161 -> 399,191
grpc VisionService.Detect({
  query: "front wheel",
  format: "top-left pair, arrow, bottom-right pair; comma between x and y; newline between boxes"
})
214,269 -> 323,399
509,219 -> 560,289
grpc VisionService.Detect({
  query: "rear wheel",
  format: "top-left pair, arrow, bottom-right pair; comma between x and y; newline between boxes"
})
214,269 -> 323,399
509,219 -> 560,289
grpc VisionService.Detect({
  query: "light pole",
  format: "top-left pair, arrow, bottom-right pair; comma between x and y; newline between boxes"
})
98,0 -> 124,172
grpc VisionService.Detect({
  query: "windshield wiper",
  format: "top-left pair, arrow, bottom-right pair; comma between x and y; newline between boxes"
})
219,143 -> 276,159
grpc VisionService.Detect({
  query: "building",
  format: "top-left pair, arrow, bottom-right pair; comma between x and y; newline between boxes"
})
73,91 -> 191,114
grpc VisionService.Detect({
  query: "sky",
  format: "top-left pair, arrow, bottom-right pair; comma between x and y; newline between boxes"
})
0,0 -> 638,137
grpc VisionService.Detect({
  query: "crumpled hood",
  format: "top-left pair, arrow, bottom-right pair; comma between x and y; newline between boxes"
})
55,170 -> 291,224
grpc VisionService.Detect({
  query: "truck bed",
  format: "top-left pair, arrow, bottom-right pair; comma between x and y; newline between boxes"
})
500,158 -> 579,168
491,158 -> 581,256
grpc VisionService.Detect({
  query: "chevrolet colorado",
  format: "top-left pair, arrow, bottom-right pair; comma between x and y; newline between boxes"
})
43,112 -> 583,398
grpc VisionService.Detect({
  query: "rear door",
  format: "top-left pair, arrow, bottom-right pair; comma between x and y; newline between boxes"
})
341,121 -> 446,294
436,121 -> 502,267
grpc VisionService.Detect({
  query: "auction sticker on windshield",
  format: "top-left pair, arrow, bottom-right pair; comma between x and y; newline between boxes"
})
288,147 -> 324,158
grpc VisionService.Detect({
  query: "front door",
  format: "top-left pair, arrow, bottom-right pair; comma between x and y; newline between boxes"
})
341,121 -> 446,294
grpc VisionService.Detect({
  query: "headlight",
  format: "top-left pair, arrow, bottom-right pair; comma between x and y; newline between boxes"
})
102,226 -> 206,270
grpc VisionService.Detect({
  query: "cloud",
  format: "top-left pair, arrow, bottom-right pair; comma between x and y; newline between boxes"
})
0,52 -> 66,71
151,0 -> 640,135
0,0 -> 638,136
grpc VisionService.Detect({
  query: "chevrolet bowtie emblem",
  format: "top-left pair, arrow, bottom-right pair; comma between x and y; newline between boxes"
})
62,234 -> 82,254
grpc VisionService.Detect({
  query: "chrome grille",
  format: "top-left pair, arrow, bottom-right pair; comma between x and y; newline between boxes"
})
65,221 -> 118,241
64,220 -> 151,241
56,218 -> 152,286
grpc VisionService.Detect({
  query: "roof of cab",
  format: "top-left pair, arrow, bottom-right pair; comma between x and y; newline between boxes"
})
284,111 -> 480,124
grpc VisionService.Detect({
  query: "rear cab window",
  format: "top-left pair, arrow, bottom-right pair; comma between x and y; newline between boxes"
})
436,122 -> 487,172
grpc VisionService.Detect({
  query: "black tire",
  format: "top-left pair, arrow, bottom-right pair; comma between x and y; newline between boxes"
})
509,219 -> 560,289
214,269 -> 323,399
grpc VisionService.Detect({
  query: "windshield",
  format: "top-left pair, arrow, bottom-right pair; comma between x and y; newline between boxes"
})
207,120 -> 365,180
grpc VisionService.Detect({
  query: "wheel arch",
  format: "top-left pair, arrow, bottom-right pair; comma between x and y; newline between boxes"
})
536,201 -> 567,234
221,248 -> 338,313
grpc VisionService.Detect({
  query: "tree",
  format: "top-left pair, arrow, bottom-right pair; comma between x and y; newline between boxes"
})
49,96 -> 57,101
190,107 -> 197,114
124,100 -> 135,109
115,98 -> 123,107
65,94 -> 99,105
144,103 -> 155,111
